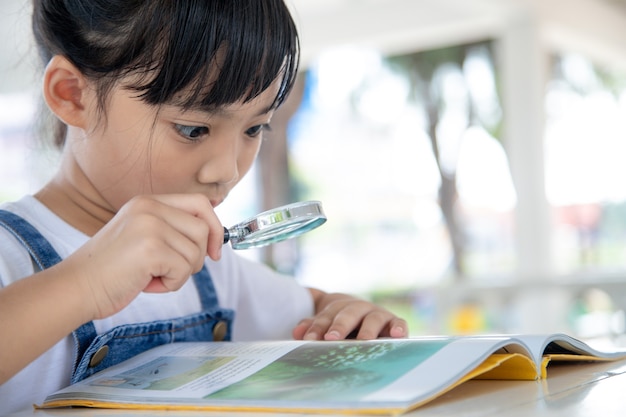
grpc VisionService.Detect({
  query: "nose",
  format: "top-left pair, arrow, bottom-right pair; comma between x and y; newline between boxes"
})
197,139 -> 240,185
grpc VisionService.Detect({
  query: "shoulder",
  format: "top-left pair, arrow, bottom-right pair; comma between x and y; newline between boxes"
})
2,195 -> 88,254
0,199 -> 40,286
0,196 -> 87,286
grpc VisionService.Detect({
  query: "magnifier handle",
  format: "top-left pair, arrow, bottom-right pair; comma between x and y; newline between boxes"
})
223,227 -> 230,244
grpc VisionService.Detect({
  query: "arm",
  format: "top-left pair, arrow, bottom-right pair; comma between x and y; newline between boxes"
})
292,287 -> 408,341
0,260 -> 95,385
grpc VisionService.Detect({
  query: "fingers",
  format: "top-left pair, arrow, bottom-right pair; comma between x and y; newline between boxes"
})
149,194 -> 223,261
293,296 -> 409,341
118,198 -> 207,274
96,194 -> 221,290
125,195 -> 225,284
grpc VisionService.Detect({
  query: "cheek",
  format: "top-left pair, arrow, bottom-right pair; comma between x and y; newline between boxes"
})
238,141 -> 262,177
71,129 -> 151,206
97,155 -> 152,209
141,142 -> 194,192
95,137 -> 164,206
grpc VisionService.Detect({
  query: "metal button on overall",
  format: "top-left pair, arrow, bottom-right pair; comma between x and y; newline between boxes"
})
89,345 -> 109,368
212,321 -> 228,341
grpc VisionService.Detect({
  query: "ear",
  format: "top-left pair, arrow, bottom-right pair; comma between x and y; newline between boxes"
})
42,55 -> 90,128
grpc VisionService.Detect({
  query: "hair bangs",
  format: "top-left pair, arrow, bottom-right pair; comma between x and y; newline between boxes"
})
132,0 -> 299,111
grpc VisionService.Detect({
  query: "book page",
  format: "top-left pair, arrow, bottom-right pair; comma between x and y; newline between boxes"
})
493,334 -> 626,369
42,336 -> 536,412
45,341 -> 306,404
360,337 -> 533,403
464,334 -> 626,380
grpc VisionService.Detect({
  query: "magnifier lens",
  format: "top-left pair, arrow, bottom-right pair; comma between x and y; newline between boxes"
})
223,201 -> 326,250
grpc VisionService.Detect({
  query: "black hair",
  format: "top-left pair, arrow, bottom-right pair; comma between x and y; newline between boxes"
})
32,0 -> 300,147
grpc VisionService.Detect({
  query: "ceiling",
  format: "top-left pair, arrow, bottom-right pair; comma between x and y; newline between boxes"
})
287,0 -> 626,70
3,0 -> 626,93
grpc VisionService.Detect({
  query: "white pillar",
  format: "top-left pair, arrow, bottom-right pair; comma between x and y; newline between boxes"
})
498,11 -> 554,281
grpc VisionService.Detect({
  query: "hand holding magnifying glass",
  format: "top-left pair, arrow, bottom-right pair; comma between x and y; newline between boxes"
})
222,200 -> 326,250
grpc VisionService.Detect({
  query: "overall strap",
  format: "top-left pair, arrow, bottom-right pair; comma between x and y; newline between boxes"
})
0,210 -> 101,370
0,209 -> 63,270
192,264 -> 221,308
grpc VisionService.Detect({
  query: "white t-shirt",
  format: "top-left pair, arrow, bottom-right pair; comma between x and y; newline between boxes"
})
0,195 -> 314,414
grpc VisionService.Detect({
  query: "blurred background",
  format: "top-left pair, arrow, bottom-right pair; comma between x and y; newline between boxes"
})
3,0 -> 626,343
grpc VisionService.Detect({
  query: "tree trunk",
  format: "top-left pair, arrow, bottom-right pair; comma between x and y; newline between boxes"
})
425,99 -> 465,279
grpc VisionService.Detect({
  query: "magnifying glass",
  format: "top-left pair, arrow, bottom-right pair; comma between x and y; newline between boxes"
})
223,200 -> 326,250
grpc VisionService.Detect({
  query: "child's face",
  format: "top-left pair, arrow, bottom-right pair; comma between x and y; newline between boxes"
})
70,80 -> 279,211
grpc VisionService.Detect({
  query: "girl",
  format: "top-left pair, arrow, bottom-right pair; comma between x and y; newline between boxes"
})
0,0 -> 407,412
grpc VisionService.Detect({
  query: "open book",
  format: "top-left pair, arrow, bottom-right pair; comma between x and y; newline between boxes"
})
38,334 -> 626,415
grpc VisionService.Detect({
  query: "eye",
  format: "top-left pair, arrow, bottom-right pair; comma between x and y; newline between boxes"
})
245,123 -> 271,138
174,124 -> 209,141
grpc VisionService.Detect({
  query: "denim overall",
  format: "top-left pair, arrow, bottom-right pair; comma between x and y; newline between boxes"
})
0,209 -> 234,383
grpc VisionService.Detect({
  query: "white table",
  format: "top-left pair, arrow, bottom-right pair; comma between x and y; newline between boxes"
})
8,360 -> 626,417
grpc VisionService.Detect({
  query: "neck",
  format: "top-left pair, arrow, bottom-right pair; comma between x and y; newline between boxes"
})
35,156 -> 115,237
